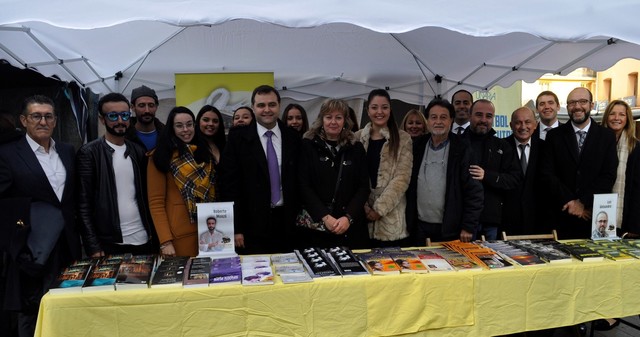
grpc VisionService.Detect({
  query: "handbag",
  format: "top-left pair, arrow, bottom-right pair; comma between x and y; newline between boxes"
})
296,152 -> 345,231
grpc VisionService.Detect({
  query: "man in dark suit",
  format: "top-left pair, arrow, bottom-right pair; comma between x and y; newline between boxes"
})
218,85 -> 300,254
533,90 -> 561,140
503,107 -> 544,235
0,95 -> 81,337
541,87 -> 618,239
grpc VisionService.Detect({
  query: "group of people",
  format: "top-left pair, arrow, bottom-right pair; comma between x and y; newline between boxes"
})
1,82 -> 639,335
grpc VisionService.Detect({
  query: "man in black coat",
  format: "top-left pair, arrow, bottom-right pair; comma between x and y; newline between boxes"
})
0,95 -> 81,337
406,99 -> 483,245
540,87 -> 618,239
503,107 -> 544,235
218,85 -> 300,254
533,90 -> 562,141
465,99 -> 522,240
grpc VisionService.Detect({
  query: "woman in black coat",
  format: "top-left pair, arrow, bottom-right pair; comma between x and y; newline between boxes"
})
297,99 -> 370,249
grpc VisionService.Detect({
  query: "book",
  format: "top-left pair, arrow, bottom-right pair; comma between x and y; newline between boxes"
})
355,252 -> 400,275
295,248 -> 340,279
507,240 -> 573,264
271,252 -> 301,265
209,256 -> 242,286
409,249 -> 456,272
183,257 -> 212,288
481,241 -> 546,267
49,258 -> 98,294
323,247 -> 371,277
150,256 -> 189,289
390,252 -> 428,273
241,263 -> 274,286
115,258 -> 155,291
196,202 -> 236,258
442,241 -> 514,270
82,260 -> 121,292
591,193 -> 618,240
559,241 -> 605,262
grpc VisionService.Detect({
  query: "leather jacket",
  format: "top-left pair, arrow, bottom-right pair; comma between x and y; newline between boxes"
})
76,137 -> 154,255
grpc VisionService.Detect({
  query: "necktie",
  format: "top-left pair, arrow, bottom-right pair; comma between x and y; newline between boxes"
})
331,146 -> 338,157
265,130 -> 281,205
518,143 -> 528,174
576,131 -> 586,153
456,126 -> 463,135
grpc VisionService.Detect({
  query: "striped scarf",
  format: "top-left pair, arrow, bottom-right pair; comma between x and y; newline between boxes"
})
170,144 -> 216,223
613,132 -> 629,228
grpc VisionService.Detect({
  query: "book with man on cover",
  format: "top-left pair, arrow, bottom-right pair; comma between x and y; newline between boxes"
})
591,194 -> 618,240
355,252 -> 400,275
196,202 -> 236,258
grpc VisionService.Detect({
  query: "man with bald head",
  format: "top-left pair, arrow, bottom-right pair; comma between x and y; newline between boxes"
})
503,107 -> 544,234
540,87 -> 618,239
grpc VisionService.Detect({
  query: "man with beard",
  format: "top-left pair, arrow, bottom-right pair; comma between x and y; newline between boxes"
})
451,89 -> 473,135
406,99 -> 483,245
76,93 -> 156,256
541,87 -> 617,239
533,90 -> 562,140
465,99 -> 522,240
126,85 -> 164,151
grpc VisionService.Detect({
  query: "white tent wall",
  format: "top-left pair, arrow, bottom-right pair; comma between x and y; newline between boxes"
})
2,1 -> 640,106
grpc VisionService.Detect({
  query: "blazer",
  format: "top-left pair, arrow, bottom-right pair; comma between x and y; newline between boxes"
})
540,119 -> 618,238
622,143 -> 640,235
502,135 -> 543,234
218,120 -> 300,253
406,133 -> 484,238
532,121 -> 562,140
0,136 -> 81,310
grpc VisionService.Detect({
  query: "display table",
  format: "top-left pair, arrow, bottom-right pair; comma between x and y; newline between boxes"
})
35,259 -> 640,337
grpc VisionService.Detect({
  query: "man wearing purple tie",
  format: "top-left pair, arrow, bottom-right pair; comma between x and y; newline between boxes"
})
218,85 -> 301,254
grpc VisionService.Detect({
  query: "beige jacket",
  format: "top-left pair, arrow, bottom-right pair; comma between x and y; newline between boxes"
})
356,124 -> 413,241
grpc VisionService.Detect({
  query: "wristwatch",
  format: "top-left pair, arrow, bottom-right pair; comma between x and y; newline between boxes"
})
345,213 -> 354,225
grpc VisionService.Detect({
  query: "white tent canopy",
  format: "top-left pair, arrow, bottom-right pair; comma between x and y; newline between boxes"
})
2,0 -> 640,105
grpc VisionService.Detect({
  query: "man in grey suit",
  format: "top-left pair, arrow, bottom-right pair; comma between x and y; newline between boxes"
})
0,95 -> 81,336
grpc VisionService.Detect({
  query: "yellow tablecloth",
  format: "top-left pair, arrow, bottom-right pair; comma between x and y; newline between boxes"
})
35,259 -> 640,337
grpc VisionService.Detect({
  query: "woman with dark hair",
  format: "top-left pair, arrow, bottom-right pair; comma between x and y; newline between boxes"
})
282,103 -> 309,135
148,106 -> 216,257
232,106 -> 254,127
298,99 -> 370,248
347,106 -> 360,132
355,89 -> 413,247
196,105 -> 226,164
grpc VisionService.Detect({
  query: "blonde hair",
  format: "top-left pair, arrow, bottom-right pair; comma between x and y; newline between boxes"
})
401,109 -> 427,134
304,99 -> 354,146
601,100 -> 637,152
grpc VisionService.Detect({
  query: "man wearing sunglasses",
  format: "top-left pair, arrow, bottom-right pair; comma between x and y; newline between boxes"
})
125,85 -> 165,151
76,93 -> 156,259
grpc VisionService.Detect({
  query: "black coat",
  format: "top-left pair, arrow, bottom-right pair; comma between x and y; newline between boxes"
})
502,135 -> 544,234
622,142 -> 640,235
465,129 -> 522,226
76,137 -> 155,255
298,135 -> 370,248
0,136 -> 81,311
406,133 -> 484,238
540,120 -> 618,238
218,120 -> 300,253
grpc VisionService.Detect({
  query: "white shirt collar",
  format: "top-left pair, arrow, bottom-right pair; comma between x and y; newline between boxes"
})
571,119 -> 591,134
25,134 -> 56,153
256,122 -> 281,139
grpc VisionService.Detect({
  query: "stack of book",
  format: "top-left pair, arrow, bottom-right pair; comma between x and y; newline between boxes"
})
507,239 -> 572,264
82,255 -> 130,292
442,241 -> 513,270
115,254 -> 156,290
296,248 -> 340,279
355,252 -> 400,275
150,256 -> 190,289
408,249 -> 457,272
481,241 -> 547,267
241,255 -> 274,286
183,257 -> 212,288
559,240 -> 605,262
272,252 -> 312,283
323,247 -> 371,277
49,258 -> 100,294
209,256 -> 242,286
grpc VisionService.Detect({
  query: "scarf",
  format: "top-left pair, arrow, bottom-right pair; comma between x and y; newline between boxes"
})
170,144 -> 216,223
613,132 -> 629,228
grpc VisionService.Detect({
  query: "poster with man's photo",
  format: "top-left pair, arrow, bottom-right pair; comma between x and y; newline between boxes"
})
196,202 -> 236,257
591,194 -> 618,240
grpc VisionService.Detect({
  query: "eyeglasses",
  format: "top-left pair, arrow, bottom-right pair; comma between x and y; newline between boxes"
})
27,113 -> 56,123
103,111 -> 131,122
174,122 -> 194,130
567,99 -> 590,107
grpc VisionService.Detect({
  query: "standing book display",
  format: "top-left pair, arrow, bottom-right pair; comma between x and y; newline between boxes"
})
591,193 -> 618,240
196,202 -> 236,258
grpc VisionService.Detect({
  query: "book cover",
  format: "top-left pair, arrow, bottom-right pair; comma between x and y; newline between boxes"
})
82,261 -> 121,292
482,241 -> 547,267
196,202 -> 236,258
150,256 -> 189,288
355,253 -> 400,275
241,264 -> 274,286
295,248 -> 340,278
183,257 -> 212,288
508,240 -> 572,264
49,258 -> 98,294
560,241 -> 605,262
390,252 -> 429,273
323,247 -> 371,277
115,261 -> 154,291
209,256 -> 242,286
410,250 -> 456,272
591,193 -> 618,240
271,252 -> 301,265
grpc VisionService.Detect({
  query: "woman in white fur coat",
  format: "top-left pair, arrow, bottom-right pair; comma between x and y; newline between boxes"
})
356,89 -> 413,247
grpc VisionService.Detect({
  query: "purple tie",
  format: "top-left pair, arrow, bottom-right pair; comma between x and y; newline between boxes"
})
265,130 -> 281,205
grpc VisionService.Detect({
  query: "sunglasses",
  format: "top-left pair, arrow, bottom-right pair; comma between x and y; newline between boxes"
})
103,111 -> 131,122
